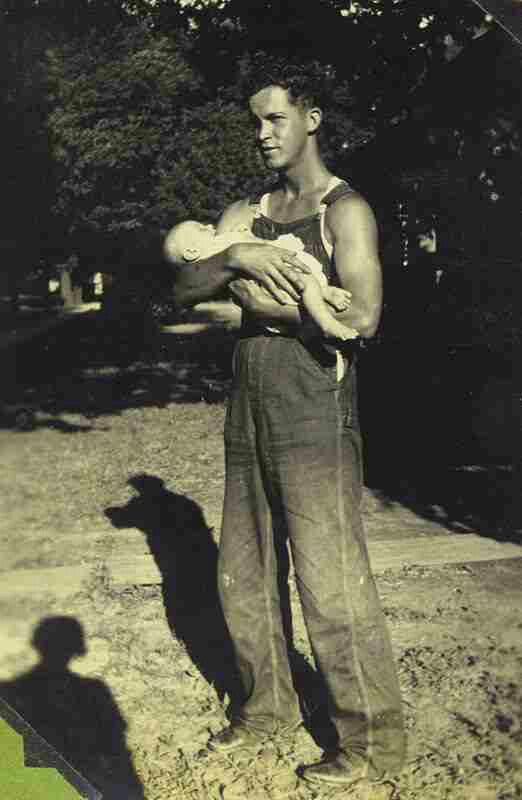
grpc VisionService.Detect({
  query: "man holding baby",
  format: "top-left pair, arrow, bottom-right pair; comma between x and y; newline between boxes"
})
167,60 -> 406,788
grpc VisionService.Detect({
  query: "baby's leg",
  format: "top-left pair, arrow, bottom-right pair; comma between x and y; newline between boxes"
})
302,281 -> 358,341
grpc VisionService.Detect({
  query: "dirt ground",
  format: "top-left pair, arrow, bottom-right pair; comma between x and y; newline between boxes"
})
1,326 -> 522,800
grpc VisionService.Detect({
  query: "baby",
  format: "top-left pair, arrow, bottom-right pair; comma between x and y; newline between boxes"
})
164,221 -> 358,341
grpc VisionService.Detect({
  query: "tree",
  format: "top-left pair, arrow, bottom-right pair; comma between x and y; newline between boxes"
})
3,0 -> 502,313
152,98 -> 267,224
46,23 -> 275,274
2,0 -> 133,37
1,0 -> 143,291
47,24 -> 204,270
352,25 -> 522,350
1,12 -> 58,289
168,0 -> 488,130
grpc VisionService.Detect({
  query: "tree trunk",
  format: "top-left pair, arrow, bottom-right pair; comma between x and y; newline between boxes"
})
60,268 -> 83,307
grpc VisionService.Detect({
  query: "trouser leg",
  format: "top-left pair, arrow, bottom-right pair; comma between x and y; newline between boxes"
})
218,441 -> 301,732
284,428 -> 405,775
263,345 -> 406,775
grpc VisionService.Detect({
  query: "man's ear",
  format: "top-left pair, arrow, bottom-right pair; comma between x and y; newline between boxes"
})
183,246 -> 201,262
307,107 -> 322,134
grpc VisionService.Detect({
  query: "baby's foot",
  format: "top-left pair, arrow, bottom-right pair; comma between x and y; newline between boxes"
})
326,287 -> 352,311
320,317 -> 359,342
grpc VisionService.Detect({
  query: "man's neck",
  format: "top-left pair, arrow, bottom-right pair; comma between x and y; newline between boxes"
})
278,154 -> 332,199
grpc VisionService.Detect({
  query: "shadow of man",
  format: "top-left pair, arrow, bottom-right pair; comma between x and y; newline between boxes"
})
0,616 -> 144,799
105,474 -> 243,709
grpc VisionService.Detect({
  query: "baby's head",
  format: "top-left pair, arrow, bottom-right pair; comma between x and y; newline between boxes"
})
165,221 -> 216,263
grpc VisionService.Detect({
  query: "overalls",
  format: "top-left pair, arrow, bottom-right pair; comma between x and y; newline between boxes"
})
218,179 -> 406,776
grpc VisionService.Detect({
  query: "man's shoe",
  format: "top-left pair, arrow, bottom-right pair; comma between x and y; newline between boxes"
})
207,723 -> 263,753
300,749 -> 376,786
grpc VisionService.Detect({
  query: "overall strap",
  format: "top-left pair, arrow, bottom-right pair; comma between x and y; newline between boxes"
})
248,183 -> 279,220
249,179 -> 353,220
245,192 -> 267,228
321,179 -> 355,208
318,179 -> 354,258
247,195 -> 261,218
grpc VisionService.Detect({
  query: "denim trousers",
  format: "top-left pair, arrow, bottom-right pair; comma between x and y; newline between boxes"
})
218,334 -> 406,776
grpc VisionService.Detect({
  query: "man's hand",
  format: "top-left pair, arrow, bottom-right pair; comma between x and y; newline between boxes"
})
229,278 -> 272,311
228,278 -> 295,335
228,243 -> 310,303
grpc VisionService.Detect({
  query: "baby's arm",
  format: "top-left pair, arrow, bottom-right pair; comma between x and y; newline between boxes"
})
300,275 -> 359,341
273,241 -> 353,311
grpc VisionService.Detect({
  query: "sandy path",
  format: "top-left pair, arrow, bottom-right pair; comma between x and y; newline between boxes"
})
1,401 -> 521,799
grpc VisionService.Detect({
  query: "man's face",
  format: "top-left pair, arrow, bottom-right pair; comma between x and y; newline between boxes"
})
249,86 -> 312,171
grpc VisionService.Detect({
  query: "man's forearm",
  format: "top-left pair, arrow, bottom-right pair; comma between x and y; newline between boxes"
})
248,296 -> 375,339
331,304 -> 379,338
245,295 -> 303,330
169,250 -> 235,309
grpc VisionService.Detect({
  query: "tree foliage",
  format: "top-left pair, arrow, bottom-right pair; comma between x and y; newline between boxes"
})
47,26 -> 202,242
1,13 -> 59,275
42,0 -> 490,257
4,0 -> 491,271
153,98 -> 267,224
174,0 -> 487,127
3,0 -> 520,350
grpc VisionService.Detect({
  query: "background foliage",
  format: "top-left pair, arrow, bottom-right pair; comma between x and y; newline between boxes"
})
2,0 -> 521,347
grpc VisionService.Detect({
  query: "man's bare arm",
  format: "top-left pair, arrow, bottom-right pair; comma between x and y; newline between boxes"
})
325,193 -> 383,338
165,248 -> 234,309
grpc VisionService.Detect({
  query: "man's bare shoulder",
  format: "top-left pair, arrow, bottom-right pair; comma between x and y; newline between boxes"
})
217,199 -> 255,233
325,191 -> 378,242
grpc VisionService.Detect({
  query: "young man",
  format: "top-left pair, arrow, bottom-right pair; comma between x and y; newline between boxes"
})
168,64 -> 406,787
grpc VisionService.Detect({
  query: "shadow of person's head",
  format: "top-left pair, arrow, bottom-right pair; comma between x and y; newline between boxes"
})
107,473 -> 211,540
127,474 -> 166,496
105,474 -> 176,531
2,617 -> 146,798
31,616 -> 87,671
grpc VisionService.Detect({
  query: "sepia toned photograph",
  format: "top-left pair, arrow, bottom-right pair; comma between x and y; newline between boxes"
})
1,2 -> 521,798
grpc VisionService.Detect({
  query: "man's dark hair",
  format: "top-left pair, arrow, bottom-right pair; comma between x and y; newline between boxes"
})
238,52 -> 337,111
233,52 -> 366,162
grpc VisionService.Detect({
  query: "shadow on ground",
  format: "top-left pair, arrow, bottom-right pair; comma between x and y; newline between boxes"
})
104,474 -> 340,751
105,475 -> 244,708
2,309 -> 520,541
0,616 -> 145,799
1,309 -> 235,430
358,342 -> 522,543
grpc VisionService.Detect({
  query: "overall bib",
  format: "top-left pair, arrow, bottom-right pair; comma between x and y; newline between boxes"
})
218,179 -> 406,776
